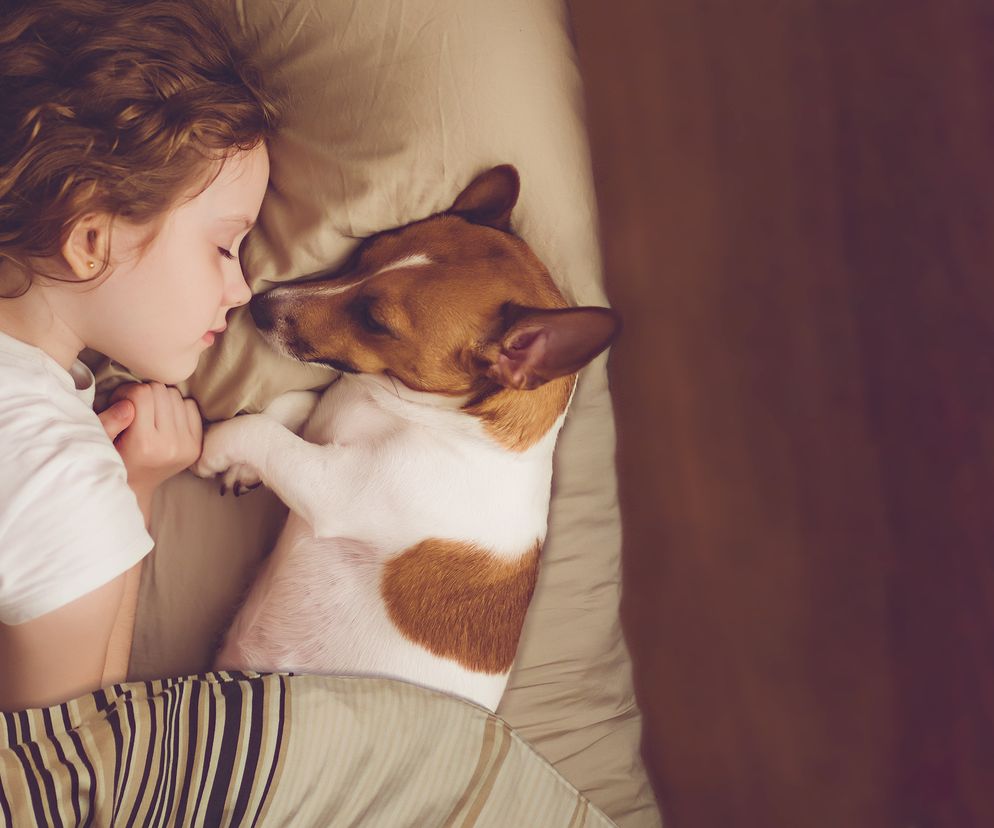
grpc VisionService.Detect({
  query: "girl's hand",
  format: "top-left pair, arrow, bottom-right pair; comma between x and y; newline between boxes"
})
97,382 -> 203,502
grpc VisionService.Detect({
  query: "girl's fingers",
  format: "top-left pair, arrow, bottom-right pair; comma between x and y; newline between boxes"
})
112,382 -> 201,469
108,381 -> 138,405
167,386 -> 187,431
184,400 -> 203,463
184,398 -> 203,441
122,383 -> 154,437
149,382 -> 176,434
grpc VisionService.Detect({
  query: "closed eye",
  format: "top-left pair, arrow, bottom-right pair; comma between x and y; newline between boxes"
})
354,298 -> 393,336
218,246 -> 235,260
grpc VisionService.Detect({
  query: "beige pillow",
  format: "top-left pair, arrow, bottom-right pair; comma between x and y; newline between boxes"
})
91,1 -> 660,824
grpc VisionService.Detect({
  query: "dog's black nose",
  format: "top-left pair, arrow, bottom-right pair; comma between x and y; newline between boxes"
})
249,293 -> 274,330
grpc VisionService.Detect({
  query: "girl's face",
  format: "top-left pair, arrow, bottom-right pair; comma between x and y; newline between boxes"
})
70,144 -> 270,384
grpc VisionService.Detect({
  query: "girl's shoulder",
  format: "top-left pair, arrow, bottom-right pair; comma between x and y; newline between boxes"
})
0,341 -> 125,497
0,333 -> 107,443
0,343 -> 152,626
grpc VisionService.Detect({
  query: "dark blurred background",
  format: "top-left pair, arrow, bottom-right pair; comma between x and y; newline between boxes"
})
568,1 -> 994,826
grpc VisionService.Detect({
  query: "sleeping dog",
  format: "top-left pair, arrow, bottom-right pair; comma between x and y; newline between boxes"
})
193,165 -> 620,711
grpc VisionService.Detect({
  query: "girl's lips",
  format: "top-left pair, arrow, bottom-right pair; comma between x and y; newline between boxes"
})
202,324 -> 226,343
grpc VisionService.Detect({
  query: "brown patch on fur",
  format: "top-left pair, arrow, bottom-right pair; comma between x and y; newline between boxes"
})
381,538 -> 541,674
464,374 -> 576,452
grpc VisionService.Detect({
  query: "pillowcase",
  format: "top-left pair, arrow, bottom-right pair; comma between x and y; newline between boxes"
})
92,1 -> 661,824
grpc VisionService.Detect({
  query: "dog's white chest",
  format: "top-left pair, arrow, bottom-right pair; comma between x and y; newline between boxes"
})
301,376 -> 396,446
295,376 -> 560,557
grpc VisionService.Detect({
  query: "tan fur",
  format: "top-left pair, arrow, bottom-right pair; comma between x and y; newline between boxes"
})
381,539 -> 541,674
269,213 -> 575,451
464,374 -> 576,452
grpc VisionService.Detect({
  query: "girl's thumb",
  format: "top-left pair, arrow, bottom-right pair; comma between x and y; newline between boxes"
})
99,399 -> 135,442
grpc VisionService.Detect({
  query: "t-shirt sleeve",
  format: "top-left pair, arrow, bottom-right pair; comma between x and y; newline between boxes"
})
0,417 -> 154,626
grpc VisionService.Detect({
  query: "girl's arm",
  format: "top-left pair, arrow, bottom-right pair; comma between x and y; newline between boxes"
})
100,559 -> 144,687
95,385 -> 201,690
0,386 -> 199,712
100,487 -> 153,687
0,487 -> 151,711
0,574 -> 126,712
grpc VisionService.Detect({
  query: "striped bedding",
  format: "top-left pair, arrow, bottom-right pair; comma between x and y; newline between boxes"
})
0,671 -> 615,827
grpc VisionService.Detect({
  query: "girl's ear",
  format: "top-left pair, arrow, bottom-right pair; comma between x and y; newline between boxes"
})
486,305 -> 622,390
61,213 -> 112,279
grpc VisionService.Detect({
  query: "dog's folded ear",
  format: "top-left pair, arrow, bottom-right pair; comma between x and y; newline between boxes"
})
487,305 -> 621,391
449,165 -> 520,233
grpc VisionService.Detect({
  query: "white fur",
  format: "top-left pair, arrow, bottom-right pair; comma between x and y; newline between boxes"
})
195,371 -> 567,711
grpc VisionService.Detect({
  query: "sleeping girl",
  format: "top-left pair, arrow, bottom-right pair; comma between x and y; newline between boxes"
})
0,0 -> 278,711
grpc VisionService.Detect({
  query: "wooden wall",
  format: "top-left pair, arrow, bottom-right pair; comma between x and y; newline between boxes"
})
568,2 -> 993,826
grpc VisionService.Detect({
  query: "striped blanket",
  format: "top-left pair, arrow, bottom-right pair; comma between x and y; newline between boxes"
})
0,671 -> 614,827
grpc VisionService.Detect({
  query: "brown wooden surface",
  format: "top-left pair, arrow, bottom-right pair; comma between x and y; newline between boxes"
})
568,2 -> 993,826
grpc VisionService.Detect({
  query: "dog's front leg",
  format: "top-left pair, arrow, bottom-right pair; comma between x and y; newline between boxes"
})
193,414 -> 367,537
195,391 -> 322,495
261,389 -> 321,435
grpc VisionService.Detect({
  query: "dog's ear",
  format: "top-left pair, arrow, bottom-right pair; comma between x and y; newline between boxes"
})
486,305 -> 621,390
450,165 -> 520,232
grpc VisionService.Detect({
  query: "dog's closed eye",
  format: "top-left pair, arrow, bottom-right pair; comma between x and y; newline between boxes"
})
352,296 -> 394,337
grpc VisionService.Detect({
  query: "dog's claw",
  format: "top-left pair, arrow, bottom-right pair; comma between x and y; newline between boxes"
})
233,480 -> 261,496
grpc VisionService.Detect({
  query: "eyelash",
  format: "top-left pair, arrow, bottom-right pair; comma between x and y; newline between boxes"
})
218,246 -> 235,260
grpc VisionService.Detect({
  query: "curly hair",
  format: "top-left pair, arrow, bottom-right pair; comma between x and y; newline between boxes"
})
0,0 -> 281,297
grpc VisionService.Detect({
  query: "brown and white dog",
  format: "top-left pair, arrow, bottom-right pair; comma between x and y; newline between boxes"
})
193,165 -> 620,711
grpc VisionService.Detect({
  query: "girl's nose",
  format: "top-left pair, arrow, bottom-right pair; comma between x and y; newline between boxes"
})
227,268 -> 253,308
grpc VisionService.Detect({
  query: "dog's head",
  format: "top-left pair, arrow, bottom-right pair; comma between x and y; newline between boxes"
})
250,165 -> 619,399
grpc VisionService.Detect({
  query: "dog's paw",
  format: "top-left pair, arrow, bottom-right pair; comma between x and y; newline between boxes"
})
192,424 -> 230,479
192,416 -> 260,493
219,463 -> 263,497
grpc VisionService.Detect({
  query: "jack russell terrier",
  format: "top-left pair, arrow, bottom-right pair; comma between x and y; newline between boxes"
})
193,165 -> 620,711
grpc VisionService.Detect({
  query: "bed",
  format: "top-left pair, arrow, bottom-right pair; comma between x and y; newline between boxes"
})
3,1 -> 662,824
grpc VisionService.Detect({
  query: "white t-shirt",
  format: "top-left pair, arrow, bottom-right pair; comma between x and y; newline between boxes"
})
0,330 -> 154,625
